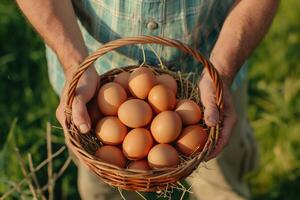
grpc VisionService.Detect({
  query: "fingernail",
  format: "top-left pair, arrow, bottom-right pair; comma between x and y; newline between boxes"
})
79,124 -> 90,133
206,116 -> 217,125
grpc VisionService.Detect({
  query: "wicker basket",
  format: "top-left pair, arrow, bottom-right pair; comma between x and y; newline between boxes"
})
63,36 -> 223,192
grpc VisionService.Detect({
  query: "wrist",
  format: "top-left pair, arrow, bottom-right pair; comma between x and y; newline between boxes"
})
209,55 -> 235,87
62,52 -> 88,80
55,43 -> 89,80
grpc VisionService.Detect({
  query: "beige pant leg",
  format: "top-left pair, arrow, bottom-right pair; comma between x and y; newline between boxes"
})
77,163 -> 144,200
187,81 -> 259,200
77,163 -> 120,200
68,145 -> 141,200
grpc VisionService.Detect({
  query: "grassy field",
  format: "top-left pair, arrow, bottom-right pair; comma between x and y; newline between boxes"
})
0,0 -> 299,199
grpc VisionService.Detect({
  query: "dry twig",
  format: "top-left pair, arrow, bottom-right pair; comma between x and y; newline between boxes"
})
28,154 -> 47,200
14,148 -> 38,200
46,122 -> 54,200
0,146 -> 66,199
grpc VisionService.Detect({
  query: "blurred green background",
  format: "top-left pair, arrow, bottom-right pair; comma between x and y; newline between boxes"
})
0,0 -> 299,199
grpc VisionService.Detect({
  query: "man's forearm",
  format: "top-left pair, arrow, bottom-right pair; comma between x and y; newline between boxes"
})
16,0 -> 88,77
210,0 -> 279,85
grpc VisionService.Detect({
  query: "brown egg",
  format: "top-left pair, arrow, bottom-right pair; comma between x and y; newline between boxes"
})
157,74 -> 177,94
128,160 -> 151,170
176,125 -> 208,156
128,67 -> 157,99
148,144 -> 179,169
175,99 -> 202,125
114,71 -> 130,93
150,111 -> 182,143
95,146 -> 126,168
118,99 -> 153,128
95,116 -> 127,145
122,128 -> 153,160
97,82 -> 127,115
148,84 -> 176,113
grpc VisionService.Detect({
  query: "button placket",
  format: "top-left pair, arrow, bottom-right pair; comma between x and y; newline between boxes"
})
139,0 -> 165,64
141,1 -> 163,35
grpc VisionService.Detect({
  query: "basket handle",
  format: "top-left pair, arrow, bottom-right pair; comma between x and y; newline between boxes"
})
64,35 -> 223,126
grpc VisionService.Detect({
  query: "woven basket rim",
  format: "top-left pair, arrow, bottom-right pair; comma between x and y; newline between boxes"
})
63,36 -> 223,192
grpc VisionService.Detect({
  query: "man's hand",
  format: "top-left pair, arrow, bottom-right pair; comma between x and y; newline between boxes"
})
198,68 -> 237,159
56,66 -> 100,133
197,0 -> 278,159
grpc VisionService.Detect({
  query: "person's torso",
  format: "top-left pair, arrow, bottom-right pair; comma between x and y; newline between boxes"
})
46,0 -> 248,95
72,0 -> 234,71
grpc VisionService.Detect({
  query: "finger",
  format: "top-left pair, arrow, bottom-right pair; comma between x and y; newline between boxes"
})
72,95 -> 91,133
199,79 -> 219,127
87,96 -> 102,128
207,102 -> 237,159
56,103 -> 67,132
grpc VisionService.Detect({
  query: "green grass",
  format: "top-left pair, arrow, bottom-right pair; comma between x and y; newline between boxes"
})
0,0 -> 299,199
247,0 -> 300,199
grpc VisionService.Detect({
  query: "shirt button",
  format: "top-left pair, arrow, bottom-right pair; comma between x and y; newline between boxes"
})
147,21 -> 158,31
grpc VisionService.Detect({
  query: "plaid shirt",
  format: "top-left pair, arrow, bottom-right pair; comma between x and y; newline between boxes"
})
46,0 -> 247,95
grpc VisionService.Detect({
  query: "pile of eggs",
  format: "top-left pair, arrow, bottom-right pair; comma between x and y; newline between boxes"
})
94,67 -> 208,170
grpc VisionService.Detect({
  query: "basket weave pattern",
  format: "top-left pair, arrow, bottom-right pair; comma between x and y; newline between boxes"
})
63,36 -> 223,192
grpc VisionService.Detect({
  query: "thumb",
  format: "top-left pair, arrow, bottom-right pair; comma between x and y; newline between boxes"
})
72,94 -> 91,133
70,67 -> 99,134
199,76 -> 219,127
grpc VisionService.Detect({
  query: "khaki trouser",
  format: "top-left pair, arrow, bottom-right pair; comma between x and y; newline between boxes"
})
76,80 -> 259,200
